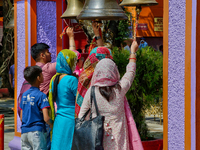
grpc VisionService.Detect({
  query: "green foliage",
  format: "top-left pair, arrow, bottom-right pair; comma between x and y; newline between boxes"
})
112,47 -> 129,76
114,9 -> 131,47
115,20 -> 130,43
112,46 -> 163,140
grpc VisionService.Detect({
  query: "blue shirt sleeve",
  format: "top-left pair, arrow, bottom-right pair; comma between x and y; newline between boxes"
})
38,93 -> 50,109
71,77 -> 78,97
9,67 -> 12,75
9,65 -> 14,75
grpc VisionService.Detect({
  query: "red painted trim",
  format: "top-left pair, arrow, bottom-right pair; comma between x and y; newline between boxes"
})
57,0 -> 63,55
0,114 -> 4,150
30,0 -> 37,66
25,0 -> 29,67
196,0 -> 200,149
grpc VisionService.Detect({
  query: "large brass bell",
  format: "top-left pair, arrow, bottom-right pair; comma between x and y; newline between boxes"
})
6,7 -> 14,28
61,0 -> 84,19
77,0 -> 128,20
120,0 -> 158,7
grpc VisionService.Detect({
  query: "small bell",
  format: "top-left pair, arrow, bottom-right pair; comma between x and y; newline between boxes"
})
61,0 -> 84,19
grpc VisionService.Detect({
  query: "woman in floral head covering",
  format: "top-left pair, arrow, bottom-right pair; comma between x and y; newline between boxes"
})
75,46 -> 113,117
48,49 -> 79,150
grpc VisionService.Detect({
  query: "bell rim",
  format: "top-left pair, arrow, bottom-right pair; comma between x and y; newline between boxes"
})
61,16 -> 77,19
61,9 -> 82,19
77,15 -> 128,21
119,2 -> 158,7
61,14 -> 78,19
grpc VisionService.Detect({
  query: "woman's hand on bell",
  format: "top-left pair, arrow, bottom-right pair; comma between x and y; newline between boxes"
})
66,27 -> 74,38
92,22 -> 100,36
131,41 -> 138,53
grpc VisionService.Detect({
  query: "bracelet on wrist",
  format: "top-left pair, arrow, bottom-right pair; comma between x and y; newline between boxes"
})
130,52 -> 137,56
95,36 -> 101,40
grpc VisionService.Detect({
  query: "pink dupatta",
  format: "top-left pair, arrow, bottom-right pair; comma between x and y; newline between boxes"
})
124,97 -> 144,150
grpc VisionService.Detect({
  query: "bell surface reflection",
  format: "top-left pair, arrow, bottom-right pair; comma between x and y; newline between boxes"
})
77,0 -> 128,20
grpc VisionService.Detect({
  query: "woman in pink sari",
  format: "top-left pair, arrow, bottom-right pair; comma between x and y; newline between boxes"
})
79,41 -> 143,150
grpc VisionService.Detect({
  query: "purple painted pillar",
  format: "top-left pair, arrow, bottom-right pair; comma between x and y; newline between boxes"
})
167,0 -> 198,149
9,0 -> 57,149
37,1 -> 57,63
168,0 -> 186,149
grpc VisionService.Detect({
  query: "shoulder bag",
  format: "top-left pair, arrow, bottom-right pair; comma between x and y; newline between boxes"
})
71,86 -> 104,150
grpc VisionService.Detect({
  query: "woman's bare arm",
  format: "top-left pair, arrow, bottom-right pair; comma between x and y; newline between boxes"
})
66,27 -> 76,50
